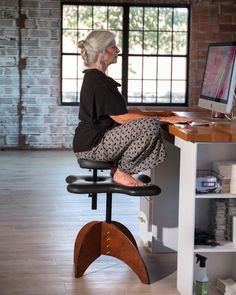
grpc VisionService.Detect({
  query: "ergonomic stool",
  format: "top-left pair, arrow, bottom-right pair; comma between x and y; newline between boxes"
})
66,159 -> 161,284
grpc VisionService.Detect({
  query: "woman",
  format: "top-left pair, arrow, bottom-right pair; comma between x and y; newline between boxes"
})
73,30 -> 186,187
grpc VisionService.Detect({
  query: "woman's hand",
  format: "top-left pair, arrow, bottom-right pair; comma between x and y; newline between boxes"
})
159,116 -> 192,124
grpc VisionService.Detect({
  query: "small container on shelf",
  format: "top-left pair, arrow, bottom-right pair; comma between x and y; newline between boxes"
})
196,170 -> 223,194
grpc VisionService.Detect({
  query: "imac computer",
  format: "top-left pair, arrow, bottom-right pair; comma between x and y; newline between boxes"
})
198,41 -> 236,119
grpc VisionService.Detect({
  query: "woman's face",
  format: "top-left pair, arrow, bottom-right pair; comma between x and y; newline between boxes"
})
102,40 -> 120,66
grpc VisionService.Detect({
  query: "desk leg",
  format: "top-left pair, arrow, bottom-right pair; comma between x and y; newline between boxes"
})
175,138 -> 197,295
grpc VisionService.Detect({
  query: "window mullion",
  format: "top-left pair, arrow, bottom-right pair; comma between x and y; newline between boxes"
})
121,5 -> 129,101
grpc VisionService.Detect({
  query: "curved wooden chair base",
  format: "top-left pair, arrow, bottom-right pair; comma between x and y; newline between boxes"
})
74,220 -> 150,284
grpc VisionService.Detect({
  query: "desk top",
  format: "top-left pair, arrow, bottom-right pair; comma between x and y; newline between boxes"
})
169,110 -> 236,142
131,108 -> 236,143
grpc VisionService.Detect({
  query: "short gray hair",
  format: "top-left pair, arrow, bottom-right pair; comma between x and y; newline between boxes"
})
78,30 -> 116,66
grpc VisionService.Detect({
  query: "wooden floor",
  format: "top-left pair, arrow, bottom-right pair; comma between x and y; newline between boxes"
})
0,150 -> 179,295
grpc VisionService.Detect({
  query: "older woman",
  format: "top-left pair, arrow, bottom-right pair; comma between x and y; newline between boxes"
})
73,30 -> 186,187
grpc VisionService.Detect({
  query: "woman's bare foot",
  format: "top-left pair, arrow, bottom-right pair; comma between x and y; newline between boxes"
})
113,169 -> 144,187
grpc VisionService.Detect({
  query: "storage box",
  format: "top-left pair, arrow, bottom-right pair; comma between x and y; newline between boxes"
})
196,170 -> 223,194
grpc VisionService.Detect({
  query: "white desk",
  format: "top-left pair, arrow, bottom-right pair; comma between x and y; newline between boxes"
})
139,110 -> 236,295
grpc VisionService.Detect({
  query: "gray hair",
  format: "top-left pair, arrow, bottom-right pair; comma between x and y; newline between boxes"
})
78,30 -> 116,66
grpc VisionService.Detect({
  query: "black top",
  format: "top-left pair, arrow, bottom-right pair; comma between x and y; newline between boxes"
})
73,69 -> 128,153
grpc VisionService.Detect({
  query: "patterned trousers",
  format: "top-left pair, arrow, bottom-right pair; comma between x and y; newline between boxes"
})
77,117 -> 167,174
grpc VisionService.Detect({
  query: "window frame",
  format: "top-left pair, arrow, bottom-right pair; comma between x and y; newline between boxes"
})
60,2 -> 190,107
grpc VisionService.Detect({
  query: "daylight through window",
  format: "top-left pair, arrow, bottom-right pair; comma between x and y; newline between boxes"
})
61,3 -> 189,105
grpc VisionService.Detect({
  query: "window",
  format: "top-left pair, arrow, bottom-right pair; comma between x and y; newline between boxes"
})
61,3 -> 189,106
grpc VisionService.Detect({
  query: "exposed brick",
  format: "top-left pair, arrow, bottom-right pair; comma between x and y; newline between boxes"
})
25,87 -> 50,95
6,135 -> 19,146
220,24 -> 236,32
29,30 -> 49,38
0,135 -> 6,146
199,23 -> 219,33
219,14 -> 233,23
221,3 -> 236,14
0,57 -> 16,66
21,1 -> 39,8
44,116 -> 66,124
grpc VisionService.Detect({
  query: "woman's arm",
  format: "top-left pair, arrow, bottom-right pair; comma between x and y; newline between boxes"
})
110,109 -> 192,125
110,111 -> 147,124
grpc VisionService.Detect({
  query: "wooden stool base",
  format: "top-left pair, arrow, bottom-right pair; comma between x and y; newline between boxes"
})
74,220 -> 150,284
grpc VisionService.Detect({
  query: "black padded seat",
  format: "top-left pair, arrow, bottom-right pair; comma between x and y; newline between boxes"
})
66,174 -> 161,196
67,158 -> 159,196
78,158 -> 114,170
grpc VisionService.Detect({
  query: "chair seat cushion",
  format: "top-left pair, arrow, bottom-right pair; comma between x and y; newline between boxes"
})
66,175 -> 161,197
78,159 -> 114,170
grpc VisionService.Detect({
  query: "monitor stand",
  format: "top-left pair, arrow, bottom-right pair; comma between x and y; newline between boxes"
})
210,111 -> 236,124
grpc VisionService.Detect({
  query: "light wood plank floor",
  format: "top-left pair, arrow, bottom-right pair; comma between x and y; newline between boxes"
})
0,150 -> 179,295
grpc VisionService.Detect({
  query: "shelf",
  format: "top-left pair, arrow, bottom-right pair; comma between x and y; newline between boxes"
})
194,241 -> 236,252
208,286 -> 222,295
195,193 -> 236,199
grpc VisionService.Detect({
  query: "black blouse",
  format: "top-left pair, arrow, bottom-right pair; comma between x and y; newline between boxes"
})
73,69 -> 128,153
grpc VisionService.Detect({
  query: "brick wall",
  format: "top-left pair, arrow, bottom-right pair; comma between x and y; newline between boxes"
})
0,0 -> 78,149
0,0 -> 236,149
190,0 -> 236,106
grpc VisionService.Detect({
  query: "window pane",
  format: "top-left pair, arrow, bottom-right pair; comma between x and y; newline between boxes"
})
77,57 -> 85,79
107,58 -> 122,80
113,30 -> 123,54
158,32 -> 172,54
158,57 -> 171,79
62,30 -> 78,53
108,7 -> 123,29
143,57 -> 157,79
94,6 -> 108,29
143,80 -> 157,103
128,80 -> 142,103
144,31 -> 157,54
78,6 -> 92,29
129,7 -> 143,30
78,29 -> 90,42
173,8 -> 188,31
128,57 -> 142,79
62,79 -> 78,103
144,7 -> 158,31
157,80 -> 171,103
63,5 -> 77,29
129,31 -> 143,54
62,56 -> 77,79
159,8 -> 172,31
172,57 -> 186,80
173,32 -> 187,55
172,81 -> 186,103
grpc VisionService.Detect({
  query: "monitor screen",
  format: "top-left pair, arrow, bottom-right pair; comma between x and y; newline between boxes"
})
198,41 -> 236,114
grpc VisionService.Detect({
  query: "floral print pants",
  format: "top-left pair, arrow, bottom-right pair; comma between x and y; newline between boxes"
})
77,117 -> 167,174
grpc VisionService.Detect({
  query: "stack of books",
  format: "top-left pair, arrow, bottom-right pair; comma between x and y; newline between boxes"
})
225,199 -> 236,240
209,199 -> 226,241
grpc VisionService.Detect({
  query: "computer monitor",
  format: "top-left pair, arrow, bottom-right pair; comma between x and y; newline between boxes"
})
198,41 -> 236,115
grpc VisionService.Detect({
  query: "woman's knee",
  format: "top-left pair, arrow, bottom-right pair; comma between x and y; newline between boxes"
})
140,117 -> 160,134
